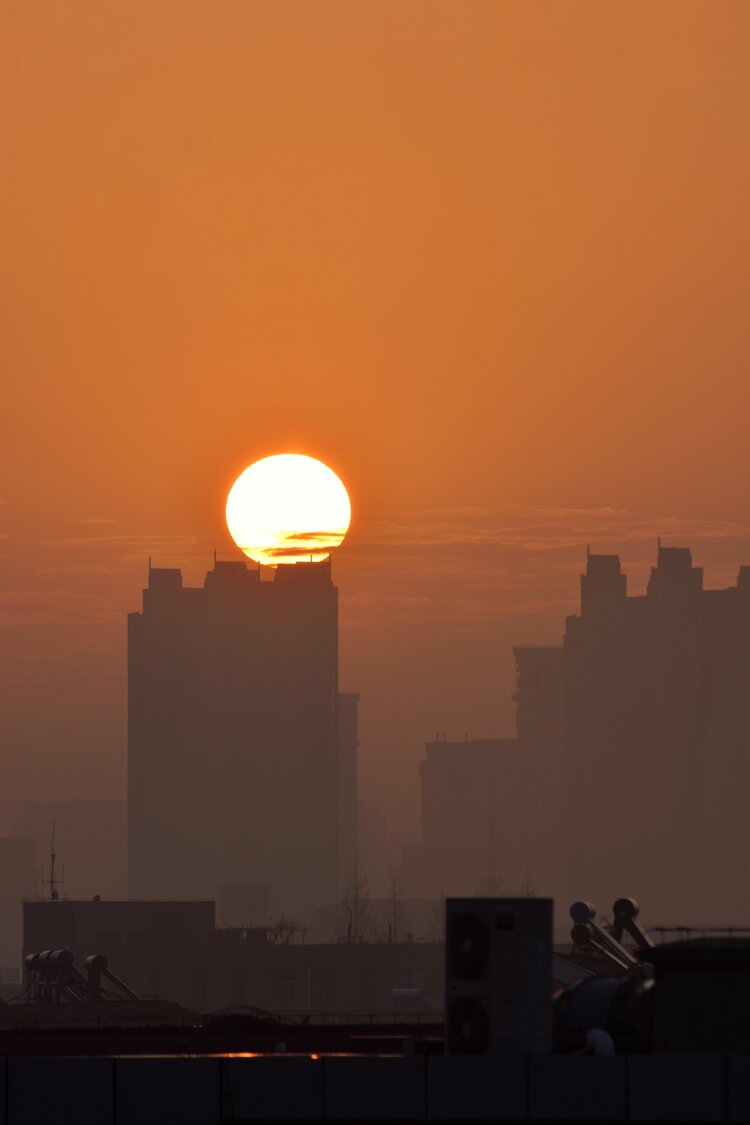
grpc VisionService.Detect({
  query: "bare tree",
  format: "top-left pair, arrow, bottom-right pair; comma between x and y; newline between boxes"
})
268,915 -> 305,945
520,867 -> 536,897
387,873 -> 406,943
342,861 -> 373,942
429,895 -> 445,943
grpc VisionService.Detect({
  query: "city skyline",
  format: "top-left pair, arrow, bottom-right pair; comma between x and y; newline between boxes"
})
3,518 -> 750,849
1,0 -> 749,901
3,2 -> 750,1112
2,2 -> 750,829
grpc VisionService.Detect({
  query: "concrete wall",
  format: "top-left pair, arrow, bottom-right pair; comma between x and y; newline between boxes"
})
206,938 -> 444,1015
23,901 -> 217,1009
0,1052 -> 747,1123
23,900 -> 216,965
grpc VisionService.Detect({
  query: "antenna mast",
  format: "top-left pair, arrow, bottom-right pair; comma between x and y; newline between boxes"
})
487,814 -> 496,877
42,820 -> 63,903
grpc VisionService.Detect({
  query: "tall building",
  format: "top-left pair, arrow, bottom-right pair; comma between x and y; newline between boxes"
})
416,738 -> 522,898
513,545 -> 750,922
412,545 -> 750,924
128,557 -> 356,916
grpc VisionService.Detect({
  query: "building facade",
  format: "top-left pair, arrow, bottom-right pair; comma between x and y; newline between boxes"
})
128,557 -> 356,916
416,738 -> 522,898
23,899 -> 441,1014
556,545 -> 750,921
413,546 -> 750,925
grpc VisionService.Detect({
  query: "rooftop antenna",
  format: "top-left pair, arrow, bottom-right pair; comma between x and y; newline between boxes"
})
41,821 -> 63,903
213,547 -> 217,567
487,814 -> 497,877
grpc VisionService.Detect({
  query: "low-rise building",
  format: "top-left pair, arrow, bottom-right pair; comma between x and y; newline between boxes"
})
23,899 -> 442,1014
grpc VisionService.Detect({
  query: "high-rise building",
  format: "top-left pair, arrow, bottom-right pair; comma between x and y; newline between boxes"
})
417,737 -> 522,897
128,557 -> 355,916
412,546 -> 750,924
514,545 -> 750,921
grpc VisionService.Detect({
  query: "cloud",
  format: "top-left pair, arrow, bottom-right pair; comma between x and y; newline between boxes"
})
285,530 -> 348,541
52,534 -> 200,548
45,533 -> 210,573
0,589 -> 118,627
34,564 -> 134,577
265,546 -> 330,558
347,505 -> 750,553
6,504 -> 748,638
335,504 -> 750,631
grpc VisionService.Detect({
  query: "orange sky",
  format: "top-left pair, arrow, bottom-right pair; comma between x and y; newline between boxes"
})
1,2 -> 749,845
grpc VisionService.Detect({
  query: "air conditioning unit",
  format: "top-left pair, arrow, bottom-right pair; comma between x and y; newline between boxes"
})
445,897 -> 552,1054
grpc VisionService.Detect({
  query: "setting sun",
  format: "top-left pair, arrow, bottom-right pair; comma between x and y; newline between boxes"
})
226,454 -> 351,566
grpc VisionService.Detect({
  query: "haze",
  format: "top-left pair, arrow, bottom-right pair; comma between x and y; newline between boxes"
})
1,2 -> 749,870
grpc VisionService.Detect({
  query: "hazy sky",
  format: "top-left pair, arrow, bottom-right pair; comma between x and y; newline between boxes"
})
1,2 -> 749,843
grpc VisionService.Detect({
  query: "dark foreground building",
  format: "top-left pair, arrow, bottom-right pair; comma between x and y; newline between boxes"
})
128,558 -> 358,916
7,898 -> 750,1124
22,898 -> 441,1014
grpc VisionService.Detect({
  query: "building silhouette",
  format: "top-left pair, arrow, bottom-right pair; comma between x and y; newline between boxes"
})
413,737 -> 519,898
128,557 -> 357,916
412,546 -> 750,923
23,897 -> 441,1014
552,545 -> 750,919
0,838 -> 36,974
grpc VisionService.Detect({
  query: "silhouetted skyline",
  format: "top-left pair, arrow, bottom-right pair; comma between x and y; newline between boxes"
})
404,545 -> 750,924
2,0 -> 750,843
3,3 -> 750,1111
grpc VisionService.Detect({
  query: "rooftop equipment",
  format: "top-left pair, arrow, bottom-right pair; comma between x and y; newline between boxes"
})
23,950 -> 140,1004
445,897 -> 552,1055
569,899 -> 647,974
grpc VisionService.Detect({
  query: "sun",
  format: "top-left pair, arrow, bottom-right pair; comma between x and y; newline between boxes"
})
226,454 -> 351,566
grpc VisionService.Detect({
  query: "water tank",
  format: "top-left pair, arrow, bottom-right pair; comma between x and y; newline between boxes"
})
555,975 -> 653,1051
